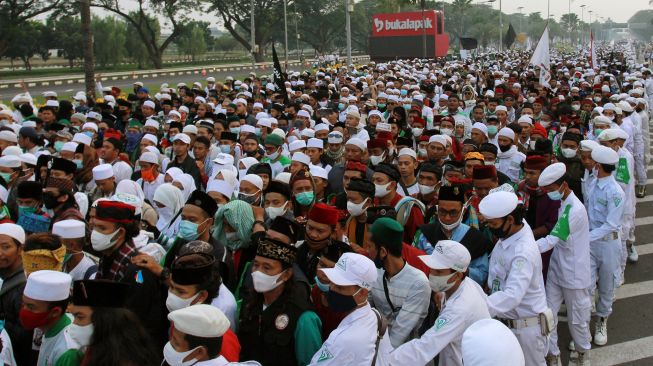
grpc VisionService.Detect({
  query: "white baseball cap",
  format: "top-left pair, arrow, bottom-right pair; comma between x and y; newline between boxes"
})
322,252 -> 377,290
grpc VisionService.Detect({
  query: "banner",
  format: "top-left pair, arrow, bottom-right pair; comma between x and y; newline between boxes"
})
504,24 -> 516,49
529,26 -> 551,88
590,30 -> 598,69
272,44 -> 288,104
460,37 -> 478,50
372,11 -> 437,37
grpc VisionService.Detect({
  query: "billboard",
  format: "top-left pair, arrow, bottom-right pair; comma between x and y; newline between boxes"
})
369,11 -> 449,60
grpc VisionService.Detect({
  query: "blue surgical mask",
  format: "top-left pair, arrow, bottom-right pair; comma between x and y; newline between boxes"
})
54,141 -> 64,152
220,144 -> 231,154
338,103 -> 345,111
230,127 -> 241,135
83,131 -> 94,138
400,89 -> 408,96
178,219 -> 200,240
0,172 -> 12,184
295,191 -> 314,206
487,125 -> 498,136
547,188 -> 563,201
255,127 -> 261,136
314,276 -> 330,292
73,159 -> 83,170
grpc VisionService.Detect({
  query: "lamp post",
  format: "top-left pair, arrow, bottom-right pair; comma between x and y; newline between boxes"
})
250,0 -> 255,66
283,0 -> 288,69
580,4 -> 586,47
517,6 -> 524,33
498,0 -> 503,52
345,0 -> 352,66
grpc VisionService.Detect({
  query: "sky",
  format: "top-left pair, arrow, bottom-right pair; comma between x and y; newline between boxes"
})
485,0 -> 650,23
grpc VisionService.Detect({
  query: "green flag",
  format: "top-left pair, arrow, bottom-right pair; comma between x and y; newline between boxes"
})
550,204 -> 572,241
616,157 -> 630,184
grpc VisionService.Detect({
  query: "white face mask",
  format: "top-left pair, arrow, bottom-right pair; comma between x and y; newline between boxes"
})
412,128 -> 423,137
418,148 -> 428,157
440,128 -> 453,137
68,323 -> 94,348
90,229 -> 120,251
369,153 -> 385,166
268,148 -> 280,160
561,148 -> 577,159
166,290 -> 200,312
347,198 -> 369,217
606,115 -> 615,121
419,184 -> 435,195
374,182 -> 391,198
163,342 -> 199,366
571,104 -> 581,111
527,96 -> 536,103
439,212 -> 463,231
539,121 -> 550,128
428,272 -> 457,292
529,140 -> 537,150
265,202 -> 288,220
252,270 -> 285,293
225,231 -> 238,241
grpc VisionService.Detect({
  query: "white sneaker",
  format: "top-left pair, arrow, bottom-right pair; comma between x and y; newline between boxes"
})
628,243 -> 639,263
545,354 -> 561,366
569,340 -> 576,351
569,351 -> 590,366
594,317 -> 608,346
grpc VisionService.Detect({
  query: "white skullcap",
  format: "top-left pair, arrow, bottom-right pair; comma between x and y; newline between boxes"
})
593,115 -> 612,126
462,319 -> 525,366
143,100 -> 156,109
207,179 -> 234,199
517,115 -> 533,125
301,129 -> 315,139
182,125 -> 198,135
168,110 -> 181,119
497,127 -> 515,141
240,125 -> 255,134
495,105 -> 507,112
0,131 -> 17,143
139,152 -> 159,165
45,100 -> 59,108
618,100 -> 633,113
43,91 -> 57,98
598,128 -> 626,142
602,103 -> 616,111
328,131 -> 344,144
310,165 -> 328,179
61,142 -> 78,153
0,186 -> 7,204
398,147 -> 417,160
145,119 -> 159,129
257,118 -> 272,129
1,146 -> 21,157
168,304 -> 230,338
53,219 -> 85,239
18,153 -> 36,166
82,122 -> 98,132
291,152 -> 311,166
538,163 -> 566,187
274,172 -> 292,184
428,135 -> 448,147
471,122 -> 488,137
591,145 -> 619,165
297,110 -> 311,119
24,270 -> 72,302
0,155 -> 20,168
345,137 -> 366,151
307,138 -> 323,149
479,191 -> 519,219
288,140 -> 307,152
580,140 -> 599,152
72,133 -> 92,147
92,164 -> 114,181
0,223 -> 25,244
241,174 -> 263,191
142,134 -> 158,145
314,123 -> 329,132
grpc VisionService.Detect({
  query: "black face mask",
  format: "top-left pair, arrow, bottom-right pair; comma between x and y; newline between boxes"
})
489,217 -> 511,239
498,144 -> 511,153
326,289 -> 359,313
374,251 -> 385,269
43,192 -> 60,210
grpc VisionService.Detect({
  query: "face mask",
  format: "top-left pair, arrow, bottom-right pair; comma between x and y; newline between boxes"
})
403,104 -> 411,110
54,141 -> 64,152
378,103 -> 386,109
238,191 -> 259,205
561,148 -> 577,159
255,128 -> 262,137
178,219 -> 205,241
547,187 -> 563,201
163,342 -> 199,366
539,121 -> 550,128
267,149 -> 280,160
527,97 -> 536,103
73,159 -> 83,170
594,128 -> 604,136
19,308 -> 53,330
83,131 -> 94,138
18,205 -> 37,217
594,96 -> 602,102
487,125 -> 498,136
91,228 -> 120,251
295,191 -> 314,206
68,323 -> 94,348
419,184 -> 435,195
489,218 -> 510,239
374,182 -> 391,198
318,101 -> 328,108
229,127 -> 240,135
314,276 -> 330,292
428,272 -> 457,292
0,172 -> 12,184
166,290 -> 201,312
559,126 -> 567,133
606,115 -> 614,121
418,148 -> 428,157
498,144 -> 511,153
326,288 -> 361,313
252,270 -> 285,293
338,103 -> 345,111
440,128 -> 453,136
42,192 -> 60,209
219,144 -> 231,153
265,202 -> 288,220
400,90 -> 408,96
529,140 -> 537,150
412,128 -> 423,137
369,153 -> 385,166
571,104 -> 581,111
141,166 -> 157,183
439,212 -> 463,231
347,198 -> 368,217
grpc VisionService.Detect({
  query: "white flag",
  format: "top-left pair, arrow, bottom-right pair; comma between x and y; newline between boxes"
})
530,26 -> 551,88
589,31 -> 598,69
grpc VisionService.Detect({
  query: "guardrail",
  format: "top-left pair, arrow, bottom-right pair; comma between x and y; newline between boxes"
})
0,55 -> 370,90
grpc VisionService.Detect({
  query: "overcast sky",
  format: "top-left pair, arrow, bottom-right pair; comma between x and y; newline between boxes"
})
490,0 -> 649,23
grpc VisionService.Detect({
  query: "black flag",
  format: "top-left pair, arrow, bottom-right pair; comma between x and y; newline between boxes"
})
504,24 -> 516,49
459,37 -> 478,50
272,44 -> 289,104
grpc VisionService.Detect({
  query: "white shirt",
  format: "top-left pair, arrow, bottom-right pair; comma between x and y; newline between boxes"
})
67,254 -> 97,281
0,329 -> 16,366
211,284 -> 238,331
486,222 -> 548,319
309,303 -> 392,366
618,116 -> 636,155
196,355 -> 261,365
536,192 -> 591,289
388,278 -> 491,366
136,173 -> 165,204
495,145 -> 525,183
587,175 -> 625,242
351,128 -> 370,142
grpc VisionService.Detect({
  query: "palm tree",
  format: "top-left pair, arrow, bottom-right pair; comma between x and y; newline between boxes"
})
451,0 -> 473,37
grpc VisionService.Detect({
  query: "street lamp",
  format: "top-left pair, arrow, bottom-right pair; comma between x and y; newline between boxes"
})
517,6 -> 524,33
345,0 -> 353,66
580,4 -> 586,46
283,0 -> 288,68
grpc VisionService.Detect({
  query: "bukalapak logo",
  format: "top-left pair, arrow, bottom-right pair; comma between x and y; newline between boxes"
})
374,17 -> 433,33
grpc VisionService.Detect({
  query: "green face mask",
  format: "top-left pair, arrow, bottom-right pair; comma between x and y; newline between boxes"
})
0,172 -> 12,184
295,191 -> 315,206
18,205 -> 37,216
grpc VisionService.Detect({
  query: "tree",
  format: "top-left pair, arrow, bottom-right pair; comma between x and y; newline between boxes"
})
92,0 -> 198,68
213,34 -> 242,53
175,22 -> 208,61
124,16 -> 157,69
92,16 -> 127,67
48,15 -> 84,68
3,21 -> 49,70
0,0 -> 68,55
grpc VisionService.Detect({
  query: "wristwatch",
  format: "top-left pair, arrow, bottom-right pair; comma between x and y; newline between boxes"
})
160,267 -> 170,281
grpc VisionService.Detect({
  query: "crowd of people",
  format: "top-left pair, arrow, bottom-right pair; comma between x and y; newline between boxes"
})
0,40 -> 648,366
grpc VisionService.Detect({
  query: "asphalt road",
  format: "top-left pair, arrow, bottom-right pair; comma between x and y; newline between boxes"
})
556,133 -> 653,365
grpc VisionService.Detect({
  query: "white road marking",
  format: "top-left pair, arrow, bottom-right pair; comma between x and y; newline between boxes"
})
590,335 -> 653,366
